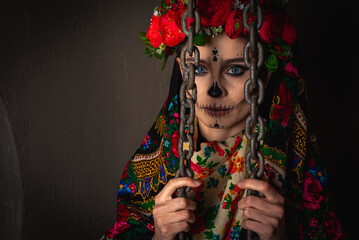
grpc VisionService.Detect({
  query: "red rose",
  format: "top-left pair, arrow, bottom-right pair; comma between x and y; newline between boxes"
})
225,9 -> 245,39
171,130 -> 180,158
175,2 -> 197,34
281,20 -> 297,45
301,173 -> 323,210
197,0 -> 233,27
146,14 -> 163,48
270,81 -> 292,126
243,13 -> 258,35
259,13 -> 285,44
160,13 -> 186,47
174,1 -> 187,29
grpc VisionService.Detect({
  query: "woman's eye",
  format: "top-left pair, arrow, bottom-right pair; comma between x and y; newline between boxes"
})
227,65 -> 244,76
195,66 -> 206,74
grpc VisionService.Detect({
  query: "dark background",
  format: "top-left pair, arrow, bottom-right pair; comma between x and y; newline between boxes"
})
0,0 -> 357,239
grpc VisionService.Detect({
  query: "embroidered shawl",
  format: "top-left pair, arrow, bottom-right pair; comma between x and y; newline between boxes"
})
100,59 -> 345,240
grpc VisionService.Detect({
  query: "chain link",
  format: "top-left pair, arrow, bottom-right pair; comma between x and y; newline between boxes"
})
243,0 -> 265,239
177,1 -> 264,239
177,0 -> 200,239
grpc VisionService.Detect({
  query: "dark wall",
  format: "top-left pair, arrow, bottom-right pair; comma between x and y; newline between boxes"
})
0,0 -> 357,239
0,0 -> 173,239
288,2 -> 358,238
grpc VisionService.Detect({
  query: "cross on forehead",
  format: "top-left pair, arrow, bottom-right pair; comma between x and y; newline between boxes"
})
212,47 -> 219,62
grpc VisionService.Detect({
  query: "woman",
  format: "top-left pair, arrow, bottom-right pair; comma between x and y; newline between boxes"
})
101,0 -> 344,239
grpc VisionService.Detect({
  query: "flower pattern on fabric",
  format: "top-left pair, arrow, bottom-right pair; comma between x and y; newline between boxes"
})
187,131 -> 248,239
100,61 -> 345,240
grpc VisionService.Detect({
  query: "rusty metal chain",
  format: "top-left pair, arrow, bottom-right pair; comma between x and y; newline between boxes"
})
243,0 -> 265,239
177,0 -> 200,239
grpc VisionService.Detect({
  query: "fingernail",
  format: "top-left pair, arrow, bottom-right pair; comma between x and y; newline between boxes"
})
237,181 -> 244,188
193,180 -> 201,186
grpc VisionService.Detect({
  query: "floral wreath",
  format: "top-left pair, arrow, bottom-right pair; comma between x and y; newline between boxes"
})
140,0 -> 297,71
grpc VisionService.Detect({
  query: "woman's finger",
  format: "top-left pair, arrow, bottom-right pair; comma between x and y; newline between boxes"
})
238,195 -> 284,218
163,197 -> 197,213
156,177 -> 201,202
165,209 -> 196,224
242,219 -> 277,239
155,221 -> 191,239
237,179 -> 284,204
242,207 -> 282,228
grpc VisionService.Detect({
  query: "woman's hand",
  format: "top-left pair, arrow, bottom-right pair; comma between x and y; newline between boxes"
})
237,179 -> 287,240
152,177 -> 201,240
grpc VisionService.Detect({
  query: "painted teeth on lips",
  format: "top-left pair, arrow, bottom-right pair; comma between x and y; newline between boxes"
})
200,104 -> 234,117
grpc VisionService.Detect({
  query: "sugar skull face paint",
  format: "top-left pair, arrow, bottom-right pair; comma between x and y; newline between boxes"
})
212,48 -> 219,61
176,32 -> 264,141
199,104 -> 234,117
207,82 -> 223,98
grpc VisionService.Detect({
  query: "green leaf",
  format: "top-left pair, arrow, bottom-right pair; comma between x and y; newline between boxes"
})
161,0 -> 169,10
140,32 -> 155,49
265,53 -> 278,72
204,206 -> 218,229
139,32 -> 147,41
204,231 -> 214,239
208,161 -> 219,169
154,49 -> 164,59
225,148 -> 230,157
161,54 -> 168,71
194,32 -> 205,46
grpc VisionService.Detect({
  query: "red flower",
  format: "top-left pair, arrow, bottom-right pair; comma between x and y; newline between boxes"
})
281,17 -> 297,45
225,9 -> 245,39
160,13 -> 186,47
284,62 -> 298,78
191,162 -> 204,174
117,204 -> 132,222
208,142 -> 225,156
324,211 -> 345,239
105,221 -> 130,239
197,0 -> 233,27
146,222 -> 155,232
174,1 -> 188,29
171,130 -> 180,158
259,13 -> 285,44
270,81 -> 292,126
301,173 -> 323,210
230,194 -> 241,213
146,14 -> 163,48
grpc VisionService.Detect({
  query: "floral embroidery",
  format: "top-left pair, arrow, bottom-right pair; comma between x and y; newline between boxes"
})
102,60 -> 345,240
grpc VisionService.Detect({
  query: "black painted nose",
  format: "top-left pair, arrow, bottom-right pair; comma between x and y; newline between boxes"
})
208,82 -> 222,98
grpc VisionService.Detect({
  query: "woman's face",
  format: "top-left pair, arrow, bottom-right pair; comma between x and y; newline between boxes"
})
177,32 -> 257,134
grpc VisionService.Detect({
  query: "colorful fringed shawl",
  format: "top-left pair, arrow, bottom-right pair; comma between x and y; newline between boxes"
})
100,59 -> 345,240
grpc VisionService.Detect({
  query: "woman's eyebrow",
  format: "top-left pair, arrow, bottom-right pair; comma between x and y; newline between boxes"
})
185,57 -> 208,65
223,57 -> 244,65
186,57 -> 244,64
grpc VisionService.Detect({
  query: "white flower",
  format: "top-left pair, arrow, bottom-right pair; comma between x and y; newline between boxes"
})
239,3 -> 244,10
156,43 -> 166,54
156,48 -> 163,54
153,10 -> 159,17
